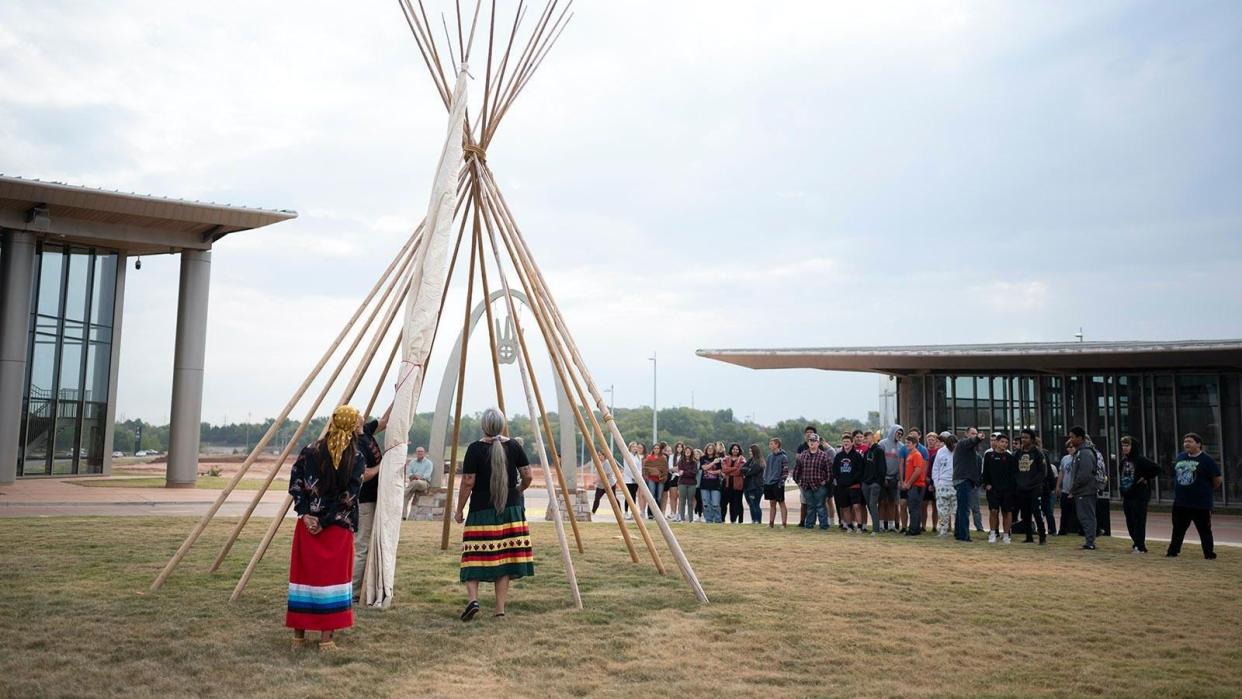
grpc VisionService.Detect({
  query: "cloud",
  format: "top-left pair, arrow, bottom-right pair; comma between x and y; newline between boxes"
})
3,0 -> 1240,426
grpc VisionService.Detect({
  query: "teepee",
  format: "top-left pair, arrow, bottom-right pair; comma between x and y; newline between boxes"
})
148,0 -> 707,609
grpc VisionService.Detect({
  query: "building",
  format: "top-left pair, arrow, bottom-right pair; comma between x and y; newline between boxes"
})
697,340 -> 1242,505
0,175 -> 295,485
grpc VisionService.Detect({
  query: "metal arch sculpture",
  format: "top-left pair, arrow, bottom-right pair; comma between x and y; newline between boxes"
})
427,288 -> 577,488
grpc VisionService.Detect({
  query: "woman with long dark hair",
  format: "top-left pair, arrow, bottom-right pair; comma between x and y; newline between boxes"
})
453,408 -> 534,621
721,443 -> 746,524
666,442 -> 685,520
698,443 -> 723,523
743,444 -> 766,524
287,404 -> 366,651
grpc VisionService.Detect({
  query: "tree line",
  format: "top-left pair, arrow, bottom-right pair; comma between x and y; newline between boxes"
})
115,407 -> 881,463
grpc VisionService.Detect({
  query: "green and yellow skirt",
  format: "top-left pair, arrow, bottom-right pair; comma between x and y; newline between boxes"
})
460,505 -> 535,582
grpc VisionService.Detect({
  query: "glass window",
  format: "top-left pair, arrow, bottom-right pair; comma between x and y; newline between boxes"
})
20,244 -> 119,478
35,245 -> 64,317
21,399 -> 52,476
1154,374 -> 1176,498
976,377 -> 992,431
63,248 -> 91,322
1222,374 -> 1240,505
90,253 -> 118,326
28,333 -> 57,400
933,376 -> 950,433
52,400 -> 81,475
79,402 -> 108,474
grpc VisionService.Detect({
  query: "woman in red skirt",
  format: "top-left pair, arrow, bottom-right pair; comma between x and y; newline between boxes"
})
452,407 -> 534,621
286,404 -> 365,650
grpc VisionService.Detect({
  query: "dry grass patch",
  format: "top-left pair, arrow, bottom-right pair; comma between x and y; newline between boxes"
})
1,517 -> 1240,698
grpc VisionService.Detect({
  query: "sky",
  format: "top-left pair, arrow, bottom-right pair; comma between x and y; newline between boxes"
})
2,1 -> 1240,428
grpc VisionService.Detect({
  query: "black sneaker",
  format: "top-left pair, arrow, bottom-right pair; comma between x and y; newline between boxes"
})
1081,544 -> 1096,550
1205,552 -> 1217,560
1165,552 -> 1178,558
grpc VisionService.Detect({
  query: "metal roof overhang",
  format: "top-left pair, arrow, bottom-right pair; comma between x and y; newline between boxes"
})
0,175 -> 297,255
696,340 -> 1242,375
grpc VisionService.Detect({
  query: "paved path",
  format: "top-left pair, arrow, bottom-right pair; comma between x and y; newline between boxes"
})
2,478 -> 1237,549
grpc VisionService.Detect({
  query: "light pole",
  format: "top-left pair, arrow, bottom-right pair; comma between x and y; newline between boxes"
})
648,352 -> 657,445
604,384 -> 615,454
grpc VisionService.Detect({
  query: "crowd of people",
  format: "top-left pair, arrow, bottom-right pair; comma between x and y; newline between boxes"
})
280,405 -> 1223,650
594,423 -> 1222,559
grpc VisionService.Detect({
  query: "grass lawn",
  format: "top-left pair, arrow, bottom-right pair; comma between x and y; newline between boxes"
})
70,476 -> 268,490
1,517 -> 1240,698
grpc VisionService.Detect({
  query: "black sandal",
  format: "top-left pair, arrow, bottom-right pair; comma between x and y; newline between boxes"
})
493,613 -> 506,619
460,600 -> 480,622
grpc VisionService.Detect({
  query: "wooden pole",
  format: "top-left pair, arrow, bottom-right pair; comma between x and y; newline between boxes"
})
487,171 -> 706,601
439,198 -> 482,551
491,211 -> 664,574
476,185 -> 659,567
230,217 -> 439,600
477,194 -> 584,554
148,224 -> 423,592
482,215 -> 581,608
208,236 -> 422,572
473,192 -> 506,416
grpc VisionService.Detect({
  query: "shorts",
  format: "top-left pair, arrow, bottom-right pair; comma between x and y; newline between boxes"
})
839,487 -> 863,507
880,482 -> 900,503
987,488 -> 1021,513
763,484 -> 786,502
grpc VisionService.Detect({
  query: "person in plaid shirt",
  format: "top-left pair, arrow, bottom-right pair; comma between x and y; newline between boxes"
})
793,434 -> 832,530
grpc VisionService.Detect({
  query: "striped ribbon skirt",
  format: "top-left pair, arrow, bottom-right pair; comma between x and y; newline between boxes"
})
460,505 -> 535,583
285,521 -> 354,631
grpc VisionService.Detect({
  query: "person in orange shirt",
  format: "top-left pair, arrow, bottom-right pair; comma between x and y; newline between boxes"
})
901,434 -> 928,536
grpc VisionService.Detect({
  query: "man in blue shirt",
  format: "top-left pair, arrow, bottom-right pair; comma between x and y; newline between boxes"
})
1166,432 -> 1222,560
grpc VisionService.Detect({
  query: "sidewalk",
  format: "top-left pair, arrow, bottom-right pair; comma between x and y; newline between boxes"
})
1,478 -> 1238,548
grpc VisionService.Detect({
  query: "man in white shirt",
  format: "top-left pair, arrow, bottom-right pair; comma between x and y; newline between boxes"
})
403,445 -> 435,520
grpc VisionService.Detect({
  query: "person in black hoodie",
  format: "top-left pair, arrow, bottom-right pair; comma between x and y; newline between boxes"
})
832,434 -> 867,533
1119,435 -> 1160,553
861,435 -> 887,535
1014,429 -> 1048,544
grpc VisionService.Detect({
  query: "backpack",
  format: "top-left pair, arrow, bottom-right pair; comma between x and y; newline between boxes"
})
1082,444 -> 1108,492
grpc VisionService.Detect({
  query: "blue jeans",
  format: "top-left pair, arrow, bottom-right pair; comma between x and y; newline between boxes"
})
701,488 -> 722,522
745,490 -> 763,523
646,481 -> 664,518
802,485 -> 830,528
954,480 -> 974,541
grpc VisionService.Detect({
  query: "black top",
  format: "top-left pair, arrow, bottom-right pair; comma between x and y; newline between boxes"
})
1120,454 -> 1160,500
982,451 -> 1018,492
861,445 -> 887,485
463,439 -> 530,513
698,455 -> 723,490
357,419 -> 384,504
1014,446 -> 1047,491
833,449 -> 865,489
289,441 -> 365,531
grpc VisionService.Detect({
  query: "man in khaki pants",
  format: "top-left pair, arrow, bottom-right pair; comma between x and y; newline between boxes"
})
403,445 -> 435,519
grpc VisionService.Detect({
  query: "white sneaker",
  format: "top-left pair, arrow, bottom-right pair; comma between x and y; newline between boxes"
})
988,530 -> 998,544
1003,534 -> 1012,545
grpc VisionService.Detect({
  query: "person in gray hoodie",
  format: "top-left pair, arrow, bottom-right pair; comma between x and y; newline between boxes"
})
951,427 -> 985,541
762,438 -> 790,528
1067,426 -> 1101,550
876,424 -> 904,532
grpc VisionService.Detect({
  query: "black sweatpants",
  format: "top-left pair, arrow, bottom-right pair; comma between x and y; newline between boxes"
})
1122,495 -> 1150,551
1167,505 -> 1215,558
1058,493 -> 1079,535
1017,488 -> 1045,540
592,487 -> 609,513
624,483 -> 639,512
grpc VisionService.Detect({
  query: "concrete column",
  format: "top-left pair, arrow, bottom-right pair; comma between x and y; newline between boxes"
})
166,249 -> 211,487
0,230 -> 37,484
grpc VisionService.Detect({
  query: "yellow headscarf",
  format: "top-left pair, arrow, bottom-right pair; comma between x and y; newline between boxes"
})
326,405 -> 360,468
